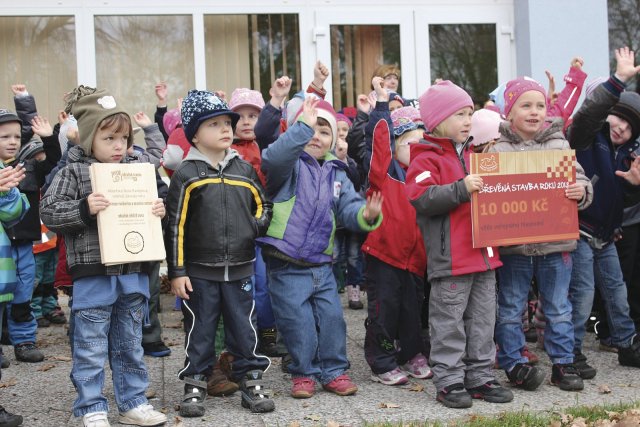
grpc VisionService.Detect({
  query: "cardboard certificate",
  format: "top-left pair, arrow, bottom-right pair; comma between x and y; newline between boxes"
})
470,150 -> 579,248
89,163 -> 166,265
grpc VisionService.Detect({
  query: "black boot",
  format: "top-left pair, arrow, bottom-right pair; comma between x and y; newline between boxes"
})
180,374 -> 207,417
239,370 -> 275,413
259,328 -> 288,357
551,364 -> 584,391
0,405 -> 23,427
573,351 -> 597,379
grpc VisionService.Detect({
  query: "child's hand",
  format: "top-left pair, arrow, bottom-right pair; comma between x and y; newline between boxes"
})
301,96 -> 319,127
614,46 -> 640,83
269,76 -> 293,107
214,90 -> 226,100
363,191 -> 383,223
171,276 -> 193,300
356,94 -> 371,114
155,82 -> 168,105
464,174 -> 484,193
58,110 -> 69,125
87,192 -> 110,215
312,61 -> 330,88
31,116 -> 53,137
571,57 -> 584,69
10,84 -> 27,96
335,138 -> 348,161
372,76 -> 388,102
151,198 -> 165,218
133,111 -> 152,128
565,182 -> 585,201
545,70 -> 557,107
177,97 -> 183,111
0,166 -> 26,192
616,157 -> 640,185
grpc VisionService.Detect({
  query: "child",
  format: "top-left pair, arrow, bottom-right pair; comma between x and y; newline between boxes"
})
404,81 -> 510,409
40,87 -> 167,427
568,46 -> 640,374
362,77 -> 429,386
0,155 -> 28,427
492,77 -> 592,392
166,90 -> 274,416
259,93 -> 383,399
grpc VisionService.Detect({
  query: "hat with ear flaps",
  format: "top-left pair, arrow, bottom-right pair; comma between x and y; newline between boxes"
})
68,86 -> 132,157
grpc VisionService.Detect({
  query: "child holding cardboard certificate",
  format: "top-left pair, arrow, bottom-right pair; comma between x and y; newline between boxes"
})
40,87 -> 167,427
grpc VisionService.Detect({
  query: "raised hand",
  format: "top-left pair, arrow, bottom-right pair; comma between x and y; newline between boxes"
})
313,61 -> 330,88
335,138 -> 348,161
10,84 -> 27,96
133,111 -> 152,128
614,46 -> 640,83
155,82 -> 168,105
372,76 -> 388,102
269,76 -> 293,108
31,116 -> 53,137
301,96 -> 319,128
363,191 -> 383,223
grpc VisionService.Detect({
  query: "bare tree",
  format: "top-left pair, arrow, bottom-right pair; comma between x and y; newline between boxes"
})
608,0 -> 640,91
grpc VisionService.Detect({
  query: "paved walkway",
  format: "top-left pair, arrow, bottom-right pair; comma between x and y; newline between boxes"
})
1,292 -> 639,426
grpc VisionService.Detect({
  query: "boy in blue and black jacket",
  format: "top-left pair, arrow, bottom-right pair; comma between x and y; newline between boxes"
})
165,90 -> 274,417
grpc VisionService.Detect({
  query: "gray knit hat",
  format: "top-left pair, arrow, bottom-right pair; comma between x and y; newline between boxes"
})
610,91 -> 640,142
0,109 -> 21,126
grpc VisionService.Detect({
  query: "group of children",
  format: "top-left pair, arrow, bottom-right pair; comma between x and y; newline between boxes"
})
0,45 -> 640,427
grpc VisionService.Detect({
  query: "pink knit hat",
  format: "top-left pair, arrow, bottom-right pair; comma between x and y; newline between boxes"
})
470,108 -> 502,146
419,80 -> 473,131
336,113 -> 352,127
228,88 -> 265,112
162,108 -> 182,136
503,77 -> 547,118
391,106 -> 420,136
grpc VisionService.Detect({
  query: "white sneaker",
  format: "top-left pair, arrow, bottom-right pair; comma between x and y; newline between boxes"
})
81,411 -> 110,427
118,404 -> 167,426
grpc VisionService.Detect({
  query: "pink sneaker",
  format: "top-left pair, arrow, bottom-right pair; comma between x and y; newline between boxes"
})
291,377 -> 316,398
400,353 -> 433,379
371,367 -> 409,385
322,374 -> 358,396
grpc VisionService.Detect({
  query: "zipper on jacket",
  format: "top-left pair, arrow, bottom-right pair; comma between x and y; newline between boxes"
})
219,168 -> 231,281
440,217 -> 446,255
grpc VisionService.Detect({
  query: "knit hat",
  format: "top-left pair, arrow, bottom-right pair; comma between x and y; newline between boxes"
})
489,83 -> 506,115
335,113 -> 352,127
609,91 -> 640,142
162,108 -> 182,136
17,137 -> 44,163
419,80 -> 473,132
181,89 -> 239,144
228,88 -> 265,112
70,88 -> 132,157
503,77 -> 547,118
391,106 -> 420,136
585,77 -> 608,98
470,108 -> 502,146
294,99 -> 338,149
0,109 -> 21,126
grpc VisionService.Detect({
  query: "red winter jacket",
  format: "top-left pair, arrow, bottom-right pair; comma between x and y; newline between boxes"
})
362,118 -> 426,277
233,139 -> 266,187
404,134 -> 501,279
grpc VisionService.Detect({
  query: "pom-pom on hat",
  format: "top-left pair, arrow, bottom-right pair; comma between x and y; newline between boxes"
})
419,80 -> 473,132
609,91 -> 640,143
228,88 -> 265,112
162,108 -> 182,136
181,89 -> 240,144
470,108 -> 502,146
391,106 -> 420,136
503,77 -> 547,118
0,109 -> 21,126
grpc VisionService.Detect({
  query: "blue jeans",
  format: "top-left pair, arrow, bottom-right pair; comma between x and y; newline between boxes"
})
7,242 -> 37,345
570,237 -> 636,350
333,229 -> 365,287
71,292 -> 148,416
496,253 -> 574,369
253,246 -> 275,329
266,257 -> 349,385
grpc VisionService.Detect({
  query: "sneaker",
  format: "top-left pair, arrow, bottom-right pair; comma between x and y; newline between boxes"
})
258,328 -> 288,357
239,370 -> 275,413
551,364 -> 584,391
371,367 -> 409,386
599,339 -> 619,353
400,353 -> 433,379
81,411 -> 110,427
618,335 -> 640,368
118,403 -> 166,426
291,377 -> 316,398
14,342 -> 44,363
142,342 -> 171,358
179,374 -> 207,417
36,316 -> 51,328
207,353 -> 238,397
436,383 -> 472,409
0,405 -> 23,427
506,363 -> 545,391
45,308 -> 67,324
521,346 -> 539,365
573,351 -> 597,379
346,285 -> 364,310
322,374 -> 358,396
467,380 -> 514,403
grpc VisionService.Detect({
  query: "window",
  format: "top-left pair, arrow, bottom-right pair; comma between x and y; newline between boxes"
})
0,16 -> 77,120
429,24 -> 498,107
95,15 -> 195,117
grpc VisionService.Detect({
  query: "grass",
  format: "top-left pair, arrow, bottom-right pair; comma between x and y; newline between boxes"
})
363,400 -> 640,427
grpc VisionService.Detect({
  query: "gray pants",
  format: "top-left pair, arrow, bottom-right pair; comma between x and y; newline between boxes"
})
429,270 -> 496,391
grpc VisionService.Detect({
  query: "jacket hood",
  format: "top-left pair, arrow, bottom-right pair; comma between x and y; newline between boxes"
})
498,117 -> 565,145
183,146 -> 240,170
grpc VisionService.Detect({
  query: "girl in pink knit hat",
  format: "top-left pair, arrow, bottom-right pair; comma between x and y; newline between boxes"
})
405,80 -> 511,409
